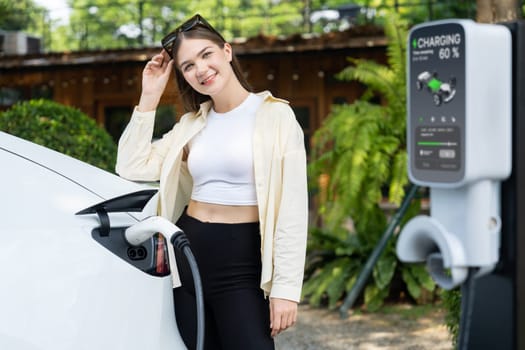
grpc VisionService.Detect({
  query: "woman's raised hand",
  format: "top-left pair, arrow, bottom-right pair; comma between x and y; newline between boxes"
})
137,50 -> 174,112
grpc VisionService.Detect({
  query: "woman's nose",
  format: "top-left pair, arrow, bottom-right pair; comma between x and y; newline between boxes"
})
195,60 -> 207,75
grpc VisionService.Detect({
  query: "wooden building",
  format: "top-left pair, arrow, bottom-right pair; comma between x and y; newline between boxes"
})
0,27 -> 387,148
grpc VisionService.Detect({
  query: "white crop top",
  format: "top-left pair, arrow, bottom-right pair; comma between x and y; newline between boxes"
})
187,93 -> 264,205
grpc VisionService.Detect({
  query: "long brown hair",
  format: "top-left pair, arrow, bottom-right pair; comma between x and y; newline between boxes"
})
170,26 -> 252,113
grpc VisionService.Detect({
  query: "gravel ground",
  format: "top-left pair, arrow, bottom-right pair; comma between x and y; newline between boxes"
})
275,303 -> 453,350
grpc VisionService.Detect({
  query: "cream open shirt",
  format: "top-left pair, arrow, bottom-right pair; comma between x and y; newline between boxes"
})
116,91 -> 308,302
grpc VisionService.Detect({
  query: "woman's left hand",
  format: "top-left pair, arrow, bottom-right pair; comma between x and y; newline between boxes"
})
269,298 -> 298,337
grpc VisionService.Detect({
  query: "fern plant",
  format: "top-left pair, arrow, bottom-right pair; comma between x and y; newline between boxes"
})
305,14 -> 436,311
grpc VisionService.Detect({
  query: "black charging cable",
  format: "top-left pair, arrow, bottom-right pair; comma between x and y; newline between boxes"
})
171,231 -> 205,350
457,268 -> 476,350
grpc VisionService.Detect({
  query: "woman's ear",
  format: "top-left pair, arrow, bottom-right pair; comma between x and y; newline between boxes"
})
223,43 -> 233,62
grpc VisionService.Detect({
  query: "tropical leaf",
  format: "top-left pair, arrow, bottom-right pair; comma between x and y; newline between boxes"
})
364,284 -> 389,311
402,267 -> 422,299
411,264 -> 436,291
303,259 -> 349,307
373,254 -> 397,290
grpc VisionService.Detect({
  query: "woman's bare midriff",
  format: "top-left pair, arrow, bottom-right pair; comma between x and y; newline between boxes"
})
186,199 -> 259,223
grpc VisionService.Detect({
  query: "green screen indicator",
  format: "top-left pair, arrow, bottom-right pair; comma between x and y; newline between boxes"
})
418,141 -> 453,146
428,78 -> 442,92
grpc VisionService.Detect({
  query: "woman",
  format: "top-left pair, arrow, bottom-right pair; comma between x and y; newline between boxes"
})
116,14 -> 308,350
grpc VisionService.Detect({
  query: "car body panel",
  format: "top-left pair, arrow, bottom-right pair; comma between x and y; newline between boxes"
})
0,132 -> 186,350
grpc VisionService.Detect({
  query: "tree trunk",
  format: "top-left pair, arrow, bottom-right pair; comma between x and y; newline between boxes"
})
476,0 -> 521,23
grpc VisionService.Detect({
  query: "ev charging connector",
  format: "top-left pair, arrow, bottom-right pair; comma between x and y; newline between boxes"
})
396,19 -> 512,290
125,216 -> 205,350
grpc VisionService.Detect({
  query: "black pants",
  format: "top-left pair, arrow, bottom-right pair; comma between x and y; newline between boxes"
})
173,211 -> 275,350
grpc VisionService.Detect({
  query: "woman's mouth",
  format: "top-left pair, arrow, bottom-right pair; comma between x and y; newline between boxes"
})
200,73 -> 216,85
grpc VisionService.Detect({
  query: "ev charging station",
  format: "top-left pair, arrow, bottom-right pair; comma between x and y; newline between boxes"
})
396,19 -> 525,349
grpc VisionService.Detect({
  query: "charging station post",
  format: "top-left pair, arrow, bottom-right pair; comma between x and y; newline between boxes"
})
509,20 -> 525,350
398,18 -> 512,291
462,20 -> 525,350
395,19 -> 525,349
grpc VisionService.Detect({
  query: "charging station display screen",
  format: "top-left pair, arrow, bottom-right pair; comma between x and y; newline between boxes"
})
409,23 -> 465,183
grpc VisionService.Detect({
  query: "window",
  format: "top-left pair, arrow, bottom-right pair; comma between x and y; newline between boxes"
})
292,105 -> 311,154
104,104 -> 177,142
104,106 -> 134,143
0,87 -> 23,107
31,84 -> 53,100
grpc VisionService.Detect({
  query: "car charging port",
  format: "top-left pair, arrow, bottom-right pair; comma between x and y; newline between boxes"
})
127,246 -> 147,260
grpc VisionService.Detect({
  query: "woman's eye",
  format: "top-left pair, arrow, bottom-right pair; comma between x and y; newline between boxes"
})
183,63 -> 194,72
203,51 -> 212,58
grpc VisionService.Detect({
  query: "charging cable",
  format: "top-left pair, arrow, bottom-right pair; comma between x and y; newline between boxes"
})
125,216 -> 205,350
457,268 -> 476,350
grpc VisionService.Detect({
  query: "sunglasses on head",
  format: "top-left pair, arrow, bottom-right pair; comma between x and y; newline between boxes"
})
161,14 -> 225,59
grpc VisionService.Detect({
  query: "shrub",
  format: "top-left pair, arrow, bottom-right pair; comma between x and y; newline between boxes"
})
0,99 -> 117,172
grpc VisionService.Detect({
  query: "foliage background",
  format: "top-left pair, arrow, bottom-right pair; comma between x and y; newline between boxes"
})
305,14 -> 436,312
1,0 -> 483,52
0,99 -> 117,172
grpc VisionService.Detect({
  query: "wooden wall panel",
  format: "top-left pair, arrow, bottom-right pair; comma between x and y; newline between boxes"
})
0,41 -> 387,142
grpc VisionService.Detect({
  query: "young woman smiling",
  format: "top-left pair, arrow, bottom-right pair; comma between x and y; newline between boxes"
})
116,14 -> 308,350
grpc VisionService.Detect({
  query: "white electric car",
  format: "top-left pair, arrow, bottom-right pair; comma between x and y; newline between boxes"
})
0,131 -> 187,349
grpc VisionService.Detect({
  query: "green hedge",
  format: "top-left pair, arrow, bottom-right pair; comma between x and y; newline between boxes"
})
0,99 -> 117,172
